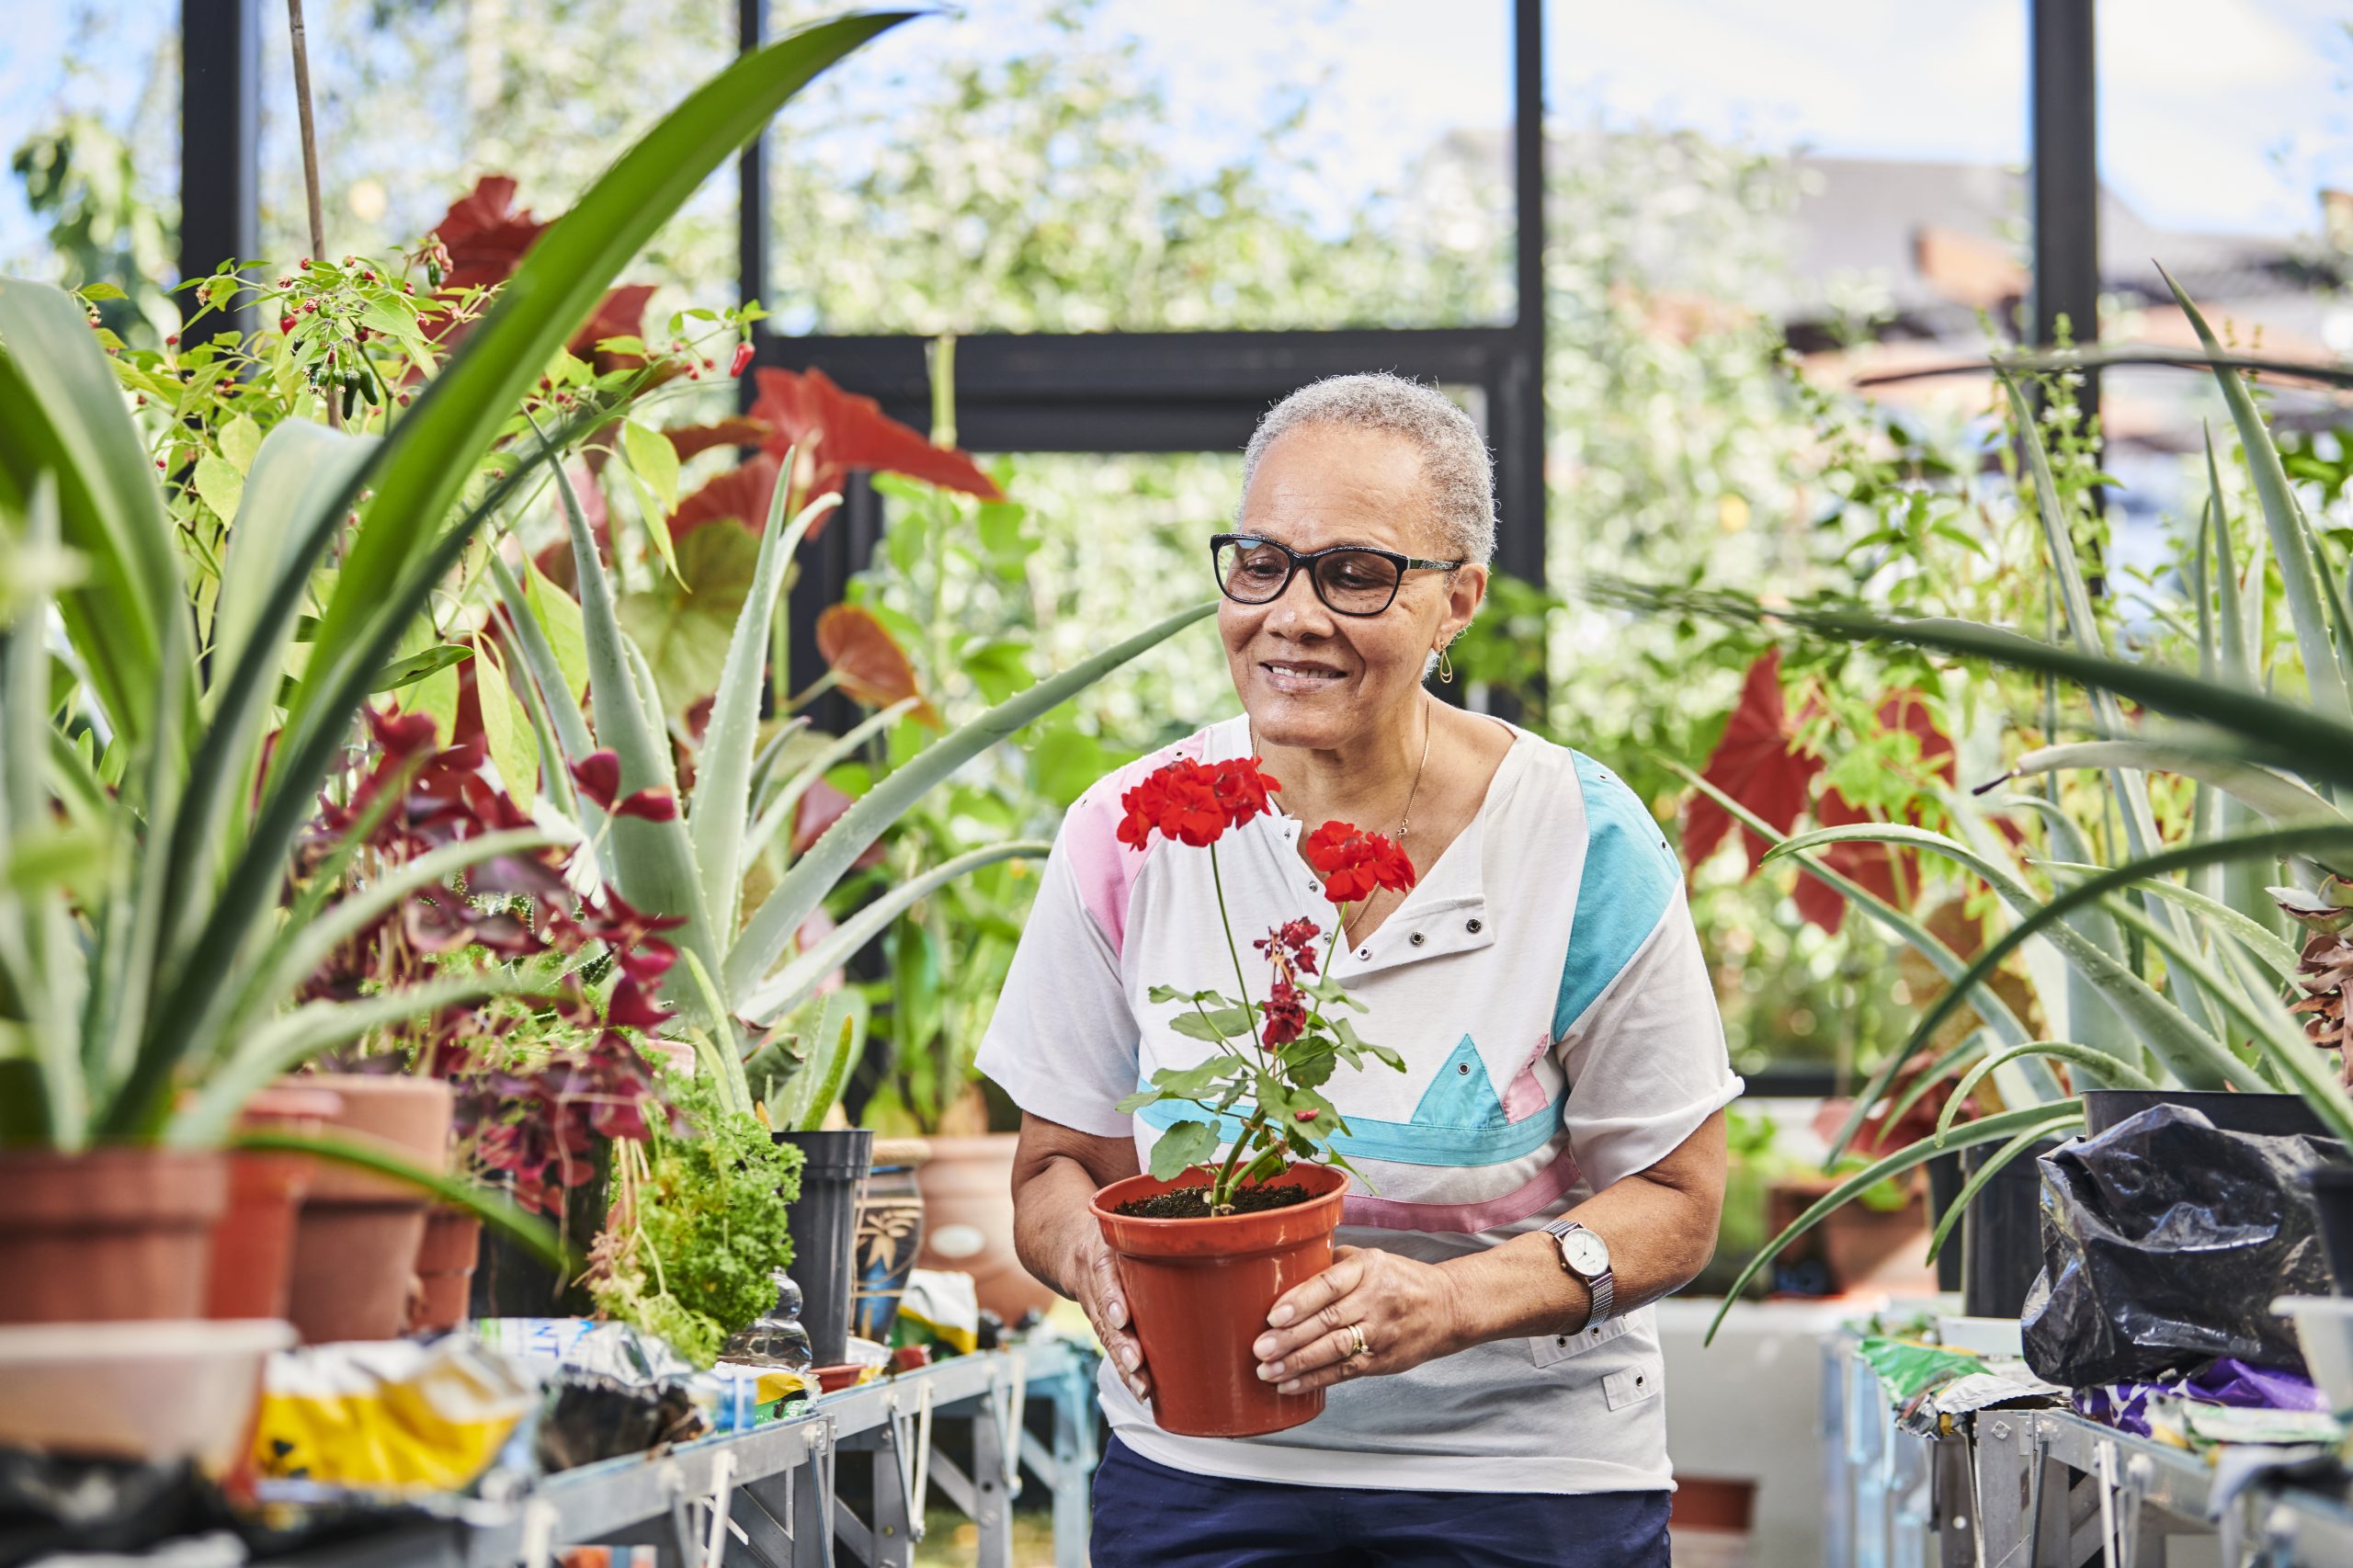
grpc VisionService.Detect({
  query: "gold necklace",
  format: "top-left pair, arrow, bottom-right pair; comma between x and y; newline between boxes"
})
1255,697 -> 1432,946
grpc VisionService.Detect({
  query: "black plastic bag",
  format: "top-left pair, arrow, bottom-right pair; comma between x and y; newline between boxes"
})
2021,1104 -> 2339,1387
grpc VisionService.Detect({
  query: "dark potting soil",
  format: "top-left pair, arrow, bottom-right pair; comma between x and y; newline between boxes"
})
1113,1183 -> 1312,1220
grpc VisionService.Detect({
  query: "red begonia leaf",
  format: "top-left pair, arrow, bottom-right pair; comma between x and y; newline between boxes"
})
667,454 -> 780,540
748,367 -> 1005,518
1684,649 -> 1821,873
431,176 -> 543,290
815,604 -> 938,725
665,417 -> 772,463
790,778 -> 887,868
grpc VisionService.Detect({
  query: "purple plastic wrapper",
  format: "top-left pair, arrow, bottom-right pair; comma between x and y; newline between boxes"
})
2074,1357 -> 2327,1437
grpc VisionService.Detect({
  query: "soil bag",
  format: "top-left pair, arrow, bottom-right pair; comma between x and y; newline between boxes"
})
2021,1105 -> 2339,1387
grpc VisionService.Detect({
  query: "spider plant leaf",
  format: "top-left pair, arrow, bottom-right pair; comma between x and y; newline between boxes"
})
726,601 -> 1217,1006
742,838 -> 1051,1026
2165,268 -> 2353,722
233,1128 -> 574,1271
1772,823 -> 2253,1090
1924,1111 -> 2086,1264
293,10 -> 915,744
1881,1028 -> 1997,1131
1703,1102 -> 2082,1346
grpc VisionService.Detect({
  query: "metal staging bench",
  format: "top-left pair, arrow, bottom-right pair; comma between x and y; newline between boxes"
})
313,1338 -> 1099,1568
1824,1334 -> 2353,1566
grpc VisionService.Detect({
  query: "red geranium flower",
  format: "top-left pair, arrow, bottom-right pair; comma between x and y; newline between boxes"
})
1304,821 -> 1416,904
1254,917 -> 1323,977
1117,756 -> 1279,850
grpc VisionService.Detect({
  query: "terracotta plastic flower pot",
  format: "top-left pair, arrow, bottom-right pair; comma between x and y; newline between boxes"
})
205,1084 -> 344,1323
913,1132 -> 1062,1324
0,1147 -> 229,1324
283,1074 -> 452,1344
1091,1161 -> 1348,1438
405,1209 -> 483,1335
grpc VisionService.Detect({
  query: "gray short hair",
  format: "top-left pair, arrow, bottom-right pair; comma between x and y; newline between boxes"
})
1239,372 -> 1496,564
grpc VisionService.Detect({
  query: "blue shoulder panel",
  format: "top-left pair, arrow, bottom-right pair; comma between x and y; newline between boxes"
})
1552,752 -> 1678,1039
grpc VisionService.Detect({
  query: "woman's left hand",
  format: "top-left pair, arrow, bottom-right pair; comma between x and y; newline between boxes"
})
1250,1244 -> 1466,1395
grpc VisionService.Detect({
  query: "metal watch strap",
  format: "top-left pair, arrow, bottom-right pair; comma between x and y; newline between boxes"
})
1544,1219 -> 1614,1330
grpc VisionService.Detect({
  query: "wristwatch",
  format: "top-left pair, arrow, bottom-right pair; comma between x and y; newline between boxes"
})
1543,1219 -> 1614,1331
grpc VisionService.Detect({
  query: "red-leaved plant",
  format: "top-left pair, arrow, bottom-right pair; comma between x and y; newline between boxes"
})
1111,757 -> 1414,1214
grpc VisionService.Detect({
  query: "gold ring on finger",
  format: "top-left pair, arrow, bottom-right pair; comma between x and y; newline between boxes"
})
1346,1323 -> 1370,1359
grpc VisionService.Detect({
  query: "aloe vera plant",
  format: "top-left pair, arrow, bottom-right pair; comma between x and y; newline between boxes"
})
515,440 -> 1215,1129
1641,286 -> 2353,1340
0,11 -> 913,1163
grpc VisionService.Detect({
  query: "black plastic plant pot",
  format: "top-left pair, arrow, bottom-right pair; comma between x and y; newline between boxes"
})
1924,1151 -> 1964,1294
2082,1089 -> 2330,1142
774,1128 -> 874,1367
2309,1165 -> 2353,1298
1960,1138 -> 2065,1318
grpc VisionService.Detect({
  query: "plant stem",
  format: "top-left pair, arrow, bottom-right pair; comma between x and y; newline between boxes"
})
1206,842 -> 1266,1210
285,0 -> 335,428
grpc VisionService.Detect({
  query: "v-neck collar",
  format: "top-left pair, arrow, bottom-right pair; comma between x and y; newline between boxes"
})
1213,715 -> 1533,980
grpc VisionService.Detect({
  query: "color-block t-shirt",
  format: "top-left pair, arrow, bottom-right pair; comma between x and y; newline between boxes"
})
975,715 -> 1742,1494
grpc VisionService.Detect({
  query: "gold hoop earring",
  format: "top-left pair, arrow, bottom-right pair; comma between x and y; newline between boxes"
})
1435,641 -> 1455,685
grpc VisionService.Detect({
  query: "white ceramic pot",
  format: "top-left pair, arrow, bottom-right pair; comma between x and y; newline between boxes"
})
0,1318 -> 295,1473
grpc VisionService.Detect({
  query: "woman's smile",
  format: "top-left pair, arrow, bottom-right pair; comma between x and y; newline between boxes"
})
1257,656 -> 1349,695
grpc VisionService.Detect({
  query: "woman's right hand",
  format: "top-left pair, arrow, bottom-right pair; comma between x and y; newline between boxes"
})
1069,1229 -> 1151,1402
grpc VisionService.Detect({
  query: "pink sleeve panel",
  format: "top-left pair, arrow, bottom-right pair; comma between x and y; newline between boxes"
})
1063,732 -> 1212,959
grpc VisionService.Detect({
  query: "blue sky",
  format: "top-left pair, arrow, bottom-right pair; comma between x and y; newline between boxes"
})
6,0 -> 2352,272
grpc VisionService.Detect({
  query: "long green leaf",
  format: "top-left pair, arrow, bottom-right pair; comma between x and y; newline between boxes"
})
725,601 -> 1217,1005
690,478 -> 835,942
2000,741 -> 2342,825
1936,1041 -> 2146,1141
745,697 -> 919,868
0,278 -> 192,750
2208,427 -> 2257,689
1924,1112 -> 2085,1264
2035,860 -> 2301,980
1703,1102 -> 2083,1345
2165,269 -> 2353,721
742,839 -> 1050,1025
1839,820 -> 2353,1108
210,422 -> 377,705
233,1128 -> 574,1272
295,10 -> 915,743
1773,823 -> 2254,1089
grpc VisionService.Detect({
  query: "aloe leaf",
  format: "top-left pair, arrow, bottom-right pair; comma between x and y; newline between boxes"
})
2095,894 -> 2307,1082
1881,1028 -> 1997,1131
2034,860 -> 2300,980
233,1127 -> 574,1270
2165,270 -> 2353,721
1703,1102 -> 2083,1345
0,278 -> 193,750
1924,1112 -> 2085,1263
745,697 -> 918,868
1773,823 -> 2250,1089
556,449 -> 722,1006
691,479 -> 834,942
726,600 -> 1217,1006
674,947 -> 751,1115
2001,741 -> 2341,825
1937,1042 -> 2145,1142
742,838 -> 1051,1025
295,11 -> 914,743
767,986 -> 867,1134
2207,428 -> 2256,689
1826,821 -> 2353,1107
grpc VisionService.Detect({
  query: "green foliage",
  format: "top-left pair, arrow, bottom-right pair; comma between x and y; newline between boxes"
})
592,1072 -> 803,1368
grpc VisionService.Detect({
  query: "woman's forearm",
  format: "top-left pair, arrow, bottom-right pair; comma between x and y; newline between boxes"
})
1013,1149 -> 1111,1296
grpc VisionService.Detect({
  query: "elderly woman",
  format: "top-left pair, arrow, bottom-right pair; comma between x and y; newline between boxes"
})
974,373 -> 1739,1566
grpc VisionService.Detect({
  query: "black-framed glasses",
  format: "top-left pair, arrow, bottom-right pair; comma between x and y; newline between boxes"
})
1210,533 -> 1463,618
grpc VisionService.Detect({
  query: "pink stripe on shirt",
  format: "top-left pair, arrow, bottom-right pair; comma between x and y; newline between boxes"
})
1341,1148 -> 1584,1234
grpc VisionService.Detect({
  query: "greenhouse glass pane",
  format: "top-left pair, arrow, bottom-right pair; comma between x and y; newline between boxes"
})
254,0 -> 736,300
1,0 -> 181,335
762,0 -> 1517,334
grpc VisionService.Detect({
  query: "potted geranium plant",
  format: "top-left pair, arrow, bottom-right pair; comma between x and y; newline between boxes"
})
1089,756 -> 1413,1437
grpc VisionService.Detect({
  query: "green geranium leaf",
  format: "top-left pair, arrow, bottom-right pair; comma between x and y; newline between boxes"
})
1169,1006 -> 1252,1042
1149,1119 -> 1218,1182
1149,1058 -> 1231,1098
1114,1087 -> 1163,1115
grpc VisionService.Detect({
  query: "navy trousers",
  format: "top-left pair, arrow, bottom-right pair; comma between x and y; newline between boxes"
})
1089,1436 -> 1672,1567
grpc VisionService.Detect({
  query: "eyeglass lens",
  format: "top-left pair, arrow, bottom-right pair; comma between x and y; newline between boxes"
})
1216,539 -> 1402,614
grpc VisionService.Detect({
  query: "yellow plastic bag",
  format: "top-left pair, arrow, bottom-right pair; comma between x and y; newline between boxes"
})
254,1337 -> 540,1492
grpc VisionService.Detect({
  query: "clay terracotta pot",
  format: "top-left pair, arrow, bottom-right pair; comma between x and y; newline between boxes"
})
0,1147 -> 228,1324
1092,1162 -> 1348,1438
283,1074 -> 452,1344
913,1133 -> 1060,1323
205,1084 -> 344,1322
406,1209 -> 482,1334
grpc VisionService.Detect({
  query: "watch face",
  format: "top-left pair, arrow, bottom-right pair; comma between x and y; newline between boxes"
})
1561,1228 -> 1610,1276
